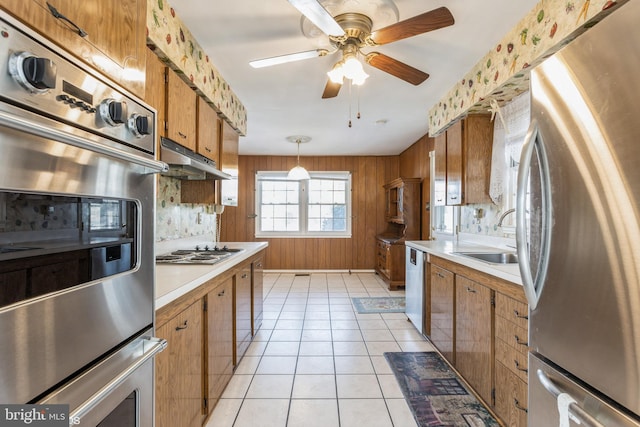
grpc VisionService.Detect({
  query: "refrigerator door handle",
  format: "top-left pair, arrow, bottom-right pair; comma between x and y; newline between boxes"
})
537,369 -> 606,427
516,120 -> 552,310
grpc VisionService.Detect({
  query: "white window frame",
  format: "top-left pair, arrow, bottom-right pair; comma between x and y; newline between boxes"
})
255,171 -> 352,238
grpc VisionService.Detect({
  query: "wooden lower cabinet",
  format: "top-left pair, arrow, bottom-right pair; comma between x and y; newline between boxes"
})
455,276 -> 493,404
375,238 -> 406,290
428,256 -> 529,426
430,264 -> 455,363
495,361 -> 528,426
206,278 -> 233,409
155,250 -> 266,427
156,301 -> 203,427
234,267 -> 252,365
494,292 -> 529,426
252,257 -> 264,336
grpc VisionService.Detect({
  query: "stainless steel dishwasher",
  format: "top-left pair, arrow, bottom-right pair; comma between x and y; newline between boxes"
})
405,246 -> 426,334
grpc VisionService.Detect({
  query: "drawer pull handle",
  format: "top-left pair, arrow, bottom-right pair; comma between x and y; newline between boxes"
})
175,320 -> 188,331
241,273 -> 248,279
450,196 -> 458,200
514,335 -> 528,346
514,398 -> 528,413
514,309 -> 528,320
178,131 -> 187,139
514,360 -> 528,373
436,272 -> 445,279
466,287 -> 476,293
218,290 -> 225,297
205,147 -> 211,152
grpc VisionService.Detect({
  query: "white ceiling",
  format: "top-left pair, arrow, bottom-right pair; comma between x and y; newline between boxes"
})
172,0 -> 538,156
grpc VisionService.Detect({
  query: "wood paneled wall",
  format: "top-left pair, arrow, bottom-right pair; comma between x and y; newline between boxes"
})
399,135 -> 434,240
219,155 -> 399,270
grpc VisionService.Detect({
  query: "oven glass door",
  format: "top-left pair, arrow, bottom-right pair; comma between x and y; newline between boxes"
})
0,190 -> 138,309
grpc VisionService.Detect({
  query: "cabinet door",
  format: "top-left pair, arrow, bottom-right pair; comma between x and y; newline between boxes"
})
156,301 -> 203,427
446,120 -> 464,205
166,71 -> 197,151
252,257 -> 264,336
145,48 -> 166,153
433,132 -> 447,206
463,115 -> 493,204
2,0 -> 147,98
197,97 -> 220,162
219,120 -> 239,206
430,264 -> 455,363
455,276 -> 493,404
234,266 -> 252,365
495,362 -> 528,426
206,278 -> 233,411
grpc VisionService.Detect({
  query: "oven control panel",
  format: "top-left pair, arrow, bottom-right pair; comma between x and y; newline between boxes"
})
0,13 -> 155,155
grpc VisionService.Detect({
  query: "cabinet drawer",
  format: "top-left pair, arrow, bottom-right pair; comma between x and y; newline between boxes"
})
431,264 -> 454,282
496,316 -> 529,353
495,361 -> 528,427
495,292 -> 529,329
495,339 -> 528,383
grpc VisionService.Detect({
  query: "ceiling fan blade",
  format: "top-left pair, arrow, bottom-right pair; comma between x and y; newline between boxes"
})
369,6 -> 454,45
365,52 -> 429,85
250,49 -> 326,68
287,0 -> 345,36
322,78 -> 341,98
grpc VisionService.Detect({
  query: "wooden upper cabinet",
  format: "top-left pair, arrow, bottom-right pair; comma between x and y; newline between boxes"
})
445,115 -> 493,205
220,120 -> 239,175
433,132 -> 447,207
219,119 -> 239,206
166,71 -> 197,151
197,97 -> 220,162
144,48 -> 166,154
1,0 -> 147,98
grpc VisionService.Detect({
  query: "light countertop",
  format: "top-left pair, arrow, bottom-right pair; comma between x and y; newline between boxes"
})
155,241 -> 268,310
405,239 -> 522,286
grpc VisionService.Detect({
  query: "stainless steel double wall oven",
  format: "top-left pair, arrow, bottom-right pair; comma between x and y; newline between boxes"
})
0,10 -> 166,426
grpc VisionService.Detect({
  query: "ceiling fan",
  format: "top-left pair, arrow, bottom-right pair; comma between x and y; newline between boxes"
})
250,0 -> 455,99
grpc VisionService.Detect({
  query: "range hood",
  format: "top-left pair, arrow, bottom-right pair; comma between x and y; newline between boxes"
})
160,137 -> 231,180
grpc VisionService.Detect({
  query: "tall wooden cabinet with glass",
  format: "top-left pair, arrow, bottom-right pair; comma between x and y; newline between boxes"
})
375,177 -> 421,290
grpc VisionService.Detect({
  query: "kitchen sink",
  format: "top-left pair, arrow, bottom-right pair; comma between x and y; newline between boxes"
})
454,251 -> 519,264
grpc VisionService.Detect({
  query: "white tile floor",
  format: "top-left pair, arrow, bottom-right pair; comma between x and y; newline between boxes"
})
205,272 -> 436,427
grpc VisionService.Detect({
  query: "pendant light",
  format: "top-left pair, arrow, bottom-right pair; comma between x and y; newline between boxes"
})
286,136 -> 311,180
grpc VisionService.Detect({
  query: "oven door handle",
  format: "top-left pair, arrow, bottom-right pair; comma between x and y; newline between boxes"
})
0,110 -> 168,173
69,336 -> 167,422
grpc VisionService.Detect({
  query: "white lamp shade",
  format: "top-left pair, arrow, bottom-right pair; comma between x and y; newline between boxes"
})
287,165 -> 310,180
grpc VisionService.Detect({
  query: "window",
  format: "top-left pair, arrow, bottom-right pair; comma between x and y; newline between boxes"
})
256,171 -> 351,238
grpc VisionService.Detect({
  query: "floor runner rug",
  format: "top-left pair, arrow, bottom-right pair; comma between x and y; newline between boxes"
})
384,351 -> 499,426
351,296 -> 405,313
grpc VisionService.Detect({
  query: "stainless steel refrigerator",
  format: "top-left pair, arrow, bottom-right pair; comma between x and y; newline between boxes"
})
516,1 -> 640,425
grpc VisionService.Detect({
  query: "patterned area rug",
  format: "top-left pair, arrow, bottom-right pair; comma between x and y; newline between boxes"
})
385,352 -> 499,427
351,297 -> 405,313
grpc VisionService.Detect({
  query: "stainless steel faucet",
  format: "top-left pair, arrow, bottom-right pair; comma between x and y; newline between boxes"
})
497,208 -> 516,227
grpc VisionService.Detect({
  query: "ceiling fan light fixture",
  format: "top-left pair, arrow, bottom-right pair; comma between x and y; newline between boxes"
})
327,61 -> 345,84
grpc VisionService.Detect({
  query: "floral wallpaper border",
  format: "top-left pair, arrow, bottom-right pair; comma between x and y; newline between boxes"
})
146,0 -> 247,135
428,0 -> 626,135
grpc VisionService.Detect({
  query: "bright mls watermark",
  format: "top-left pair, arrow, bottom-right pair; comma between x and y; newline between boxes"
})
0,405 -> 70,427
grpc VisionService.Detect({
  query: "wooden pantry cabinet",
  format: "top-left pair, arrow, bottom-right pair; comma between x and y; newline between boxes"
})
155,251 -> 265,427
1,0 -> 147,98
375,177 -> 421,290
428,255 -> 528,426
433,115 -> 493,206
